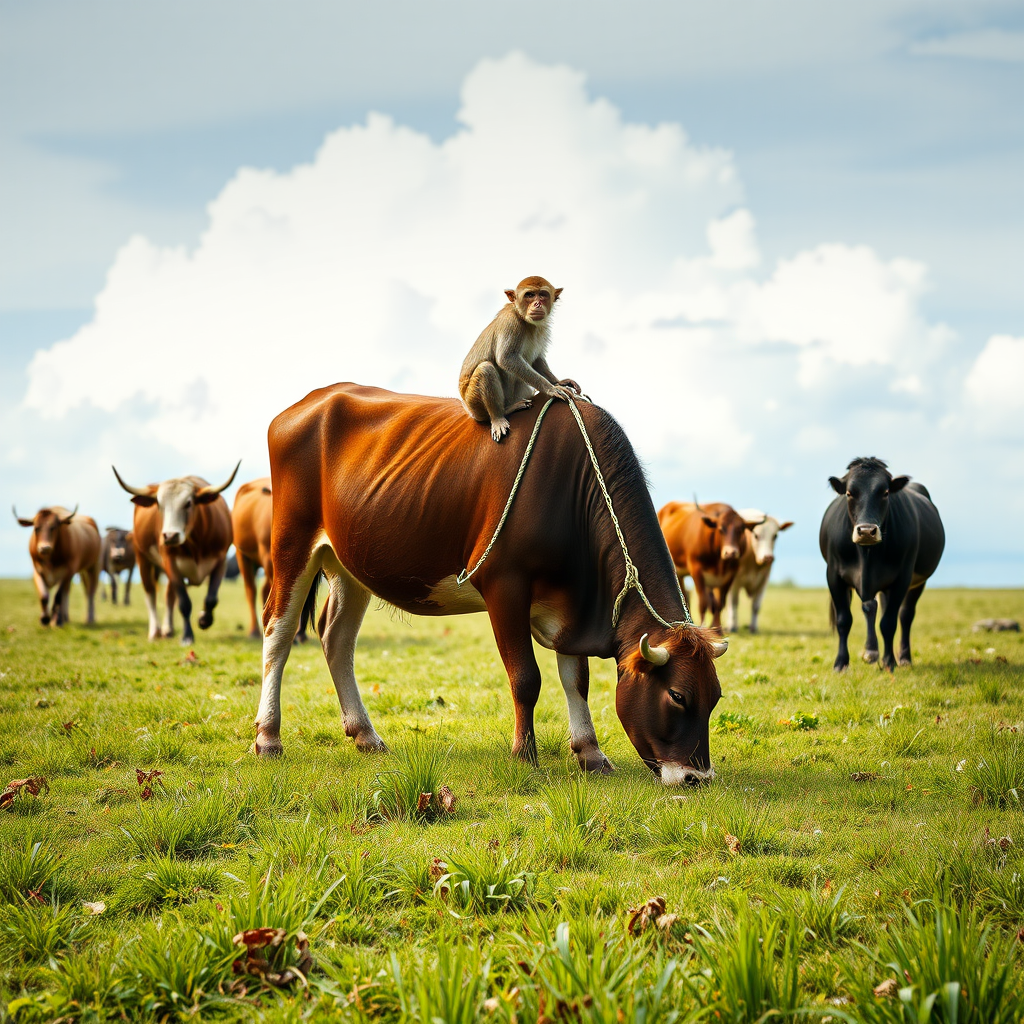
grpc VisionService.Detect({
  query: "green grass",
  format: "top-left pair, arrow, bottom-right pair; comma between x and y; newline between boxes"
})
0,579 -> 1022,1020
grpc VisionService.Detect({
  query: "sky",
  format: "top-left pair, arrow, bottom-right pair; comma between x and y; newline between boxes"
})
2,1 -> 1022,587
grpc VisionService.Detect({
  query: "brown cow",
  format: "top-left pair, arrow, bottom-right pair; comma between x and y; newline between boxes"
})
254,384 -> 727,785
112,464 -> 238,644
13,505 -> 101,626
658,500 -> 763,634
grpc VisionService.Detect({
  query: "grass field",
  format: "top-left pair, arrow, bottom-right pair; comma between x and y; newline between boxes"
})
0,576 -> 1022,1022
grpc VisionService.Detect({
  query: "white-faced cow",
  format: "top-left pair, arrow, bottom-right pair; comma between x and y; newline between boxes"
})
254,384 -> 727,785
820,457 -> 944,672
101,527 -> 136,605
13,505 -> 101,626
112,463 -> 239,644
725,509 -> 793,634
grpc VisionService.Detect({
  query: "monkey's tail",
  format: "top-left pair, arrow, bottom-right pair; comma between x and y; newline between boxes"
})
297,571 -> 324,641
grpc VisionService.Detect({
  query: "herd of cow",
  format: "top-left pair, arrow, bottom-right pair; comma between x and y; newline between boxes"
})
12,383 -> 945,783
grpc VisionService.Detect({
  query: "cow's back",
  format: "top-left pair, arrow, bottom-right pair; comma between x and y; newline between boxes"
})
232,479 -> 273,564
903,483 -> 944,581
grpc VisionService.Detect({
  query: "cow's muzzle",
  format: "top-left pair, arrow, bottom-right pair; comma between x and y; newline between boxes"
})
853,523 -> 881,545
721,546 -> 741,561
659,763 -> 716,786
37,544 -> 53,557
756,554 -> 774,567
162,531 -> 184,547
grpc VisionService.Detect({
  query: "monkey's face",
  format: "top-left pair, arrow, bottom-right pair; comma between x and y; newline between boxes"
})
505,276 -> 562,322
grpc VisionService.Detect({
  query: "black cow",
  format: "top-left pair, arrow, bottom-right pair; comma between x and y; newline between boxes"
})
820,457 -> 944,672
101,528 -> 136,605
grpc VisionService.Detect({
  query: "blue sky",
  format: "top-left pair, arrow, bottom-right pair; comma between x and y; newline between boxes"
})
2,1 -> 1022,585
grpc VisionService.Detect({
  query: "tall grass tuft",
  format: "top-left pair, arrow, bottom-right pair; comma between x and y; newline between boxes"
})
0,901 -> 91,964
371,740 -> 453,821
392,945 -> 491,1024
794,881 -> 862,944
119,786 -> 240,858
538,775 -> 606,868
962,731 -> 1024,807
691,899 -> 808,1022
433,849 -> 537,914
125,855 -> 224,909
0,839 -> 69,903
851,900 -> 1024,1023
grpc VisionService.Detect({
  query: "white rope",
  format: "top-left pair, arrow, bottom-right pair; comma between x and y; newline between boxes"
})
458,397 -> 693,629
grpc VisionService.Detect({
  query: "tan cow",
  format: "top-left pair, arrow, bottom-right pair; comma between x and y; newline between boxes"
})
112,464 -> 238,644
231,478 -> 275,638
725,510 -> 793,634
13,505 -> 101,626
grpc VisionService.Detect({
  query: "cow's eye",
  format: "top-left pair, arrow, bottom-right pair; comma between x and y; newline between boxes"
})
668,689 -> 686,706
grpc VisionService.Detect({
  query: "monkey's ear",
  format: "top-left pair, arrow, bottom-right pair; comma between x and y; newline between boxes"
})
504,290 -> 517,303
553,288 -> 563,301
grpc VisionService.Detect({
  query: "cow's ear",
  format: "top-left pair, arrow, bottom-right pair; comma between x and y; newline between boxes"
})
194,490 -> 222,505
16,517 -> 35,528
778,520 -> 794,531
890,475 -> 910,493
131,494 -> 158,507
828,476 -> 845,495
701,515 -> 718,530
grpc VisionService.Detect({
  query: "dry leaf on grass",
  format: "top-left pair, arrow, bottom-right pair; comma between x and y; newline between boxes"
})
82,901 -> 106,915
724,833 -> 741,855
0,776 -> 50,810
850,771 -> 879,782
873,979 -> 899,998
416,792 -> 432,813
429,857 -> 448,881
231,928 -> 311,989
627,896 -> 677,937
135,767 -> 164,801
437,784 -> 456,813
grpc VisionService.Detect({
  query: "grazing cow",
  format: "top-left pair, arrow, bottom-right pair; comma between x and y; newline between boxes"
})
101,528 -> 135,605
13,506 -> 101,626
658,501 -> 762,634
820,457 -> 944,672
725,510 -> 794,634
112,464 -> 239,644
254,384 -> 727,784
231,479 -> 310,643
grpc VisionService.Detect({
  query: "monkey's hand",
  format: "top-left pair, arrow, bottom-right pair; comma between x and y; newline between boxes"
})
545,383 -> 577,402
557,378 -> 582,394
490,417 -> 511,442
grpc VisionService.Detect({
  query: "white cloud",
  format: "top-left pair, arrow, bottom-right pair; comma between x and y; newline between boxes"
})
964,334 -> 1024,435
911,29 -> 1024,63
5,52 -> 1022,582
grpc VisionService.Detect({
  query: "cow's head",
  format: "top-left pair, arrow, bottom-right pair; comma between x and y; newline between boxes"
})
616,627 -> 726,785
105,527 -> 130,562
829,457 -> 908,546
696,500 -> 752,563
13,505 -> 77,559
736,509 -> 793,567
112,462 -> 239,548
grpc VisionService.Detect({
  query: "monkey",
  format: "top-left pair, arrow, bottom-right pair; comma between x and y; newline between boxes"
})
459,276 -> 582,442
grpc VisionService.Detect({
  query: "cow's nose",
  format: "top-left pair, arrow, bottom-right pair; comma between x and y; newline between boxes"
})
854,523 -> 881,544
162,531 -> 182,547
759,554 -> 774,567
38,544 -> 53,556
722,546 -> 740,560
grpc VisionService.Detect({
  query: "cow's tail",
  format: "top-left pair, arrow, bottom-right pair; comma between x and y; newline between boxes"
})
297,571 -> 324,641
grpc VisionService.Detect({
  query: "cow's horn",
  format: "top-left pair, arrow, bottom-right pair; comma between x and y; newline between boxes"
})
60,504 -> 79,524
639,633 -> 670,666
710,638 -> 729,659
112,465 -> 152,497
693,493 -> 707,514
745,514 -> 768,527
200,460 -> 241,497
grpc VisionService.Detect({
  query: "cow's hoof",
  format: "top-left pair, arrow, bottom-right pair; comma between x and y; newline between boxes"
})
353,732 -> 388,753
39,615 -> 50,626
180,635 -> 194,647
575,746 -> 614,774
898,655 -> 913,667
862,649 -> 879,664
833,662 -> 849,673
198,611 -> 213,630
254,733 -> 284,757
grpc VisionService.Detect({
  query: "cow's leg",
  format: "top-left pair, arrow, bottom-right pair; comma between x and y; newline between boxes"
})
861,597 -> 879,663
82,565 -> 98,625
108,572 -> 116,605
713,582 -> 735,635
255,547 -> 320,756
484,579 -> 541,764
197,556 -> 227,630
690,571 -> 711,626
556,653 -> 612,773
827,570 -> 853,671
138,559 -> 161,639
725,585 -> 740,634
240,555 -> 260,638
162,578 -> 177,638
33,571 -> 51,626
124,569 -> 132,606
749,580 -> 767,634
878,580 -> 909,672
319,570 -> 383,751
897,582 -> 925,667
176,583 -> 195,645
55,578 -> 72,626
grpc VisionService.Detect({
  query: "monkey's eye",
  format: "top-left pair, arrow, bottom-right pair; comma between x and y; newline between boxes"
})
668,689 -> 686,707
